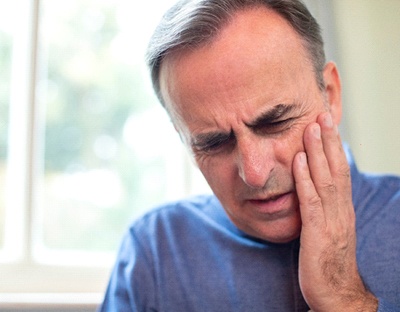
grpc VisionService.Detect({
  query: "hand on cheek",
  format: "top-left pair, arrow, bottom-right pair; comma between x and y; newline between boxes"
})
292,112 -> 378,311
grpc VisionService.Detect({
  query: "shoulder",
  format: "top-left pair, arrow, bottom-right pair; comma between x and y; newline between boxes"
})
355,173 -> 400,301
126,194 -> 220,240
133,194 -> 217,224
346,144 -> 400,210
354,172 -> 400,212
114,194 -> 218,260
354,171 -> 400,247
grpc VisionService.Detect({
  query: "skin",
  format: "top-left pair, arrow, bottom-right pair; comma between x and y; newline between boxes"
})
159,7 -> 378,311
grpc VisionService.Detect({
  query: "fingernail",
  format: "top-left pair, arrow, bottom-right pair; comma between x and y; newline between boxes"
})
299,152 -> 307,165
312,124 -> 321,139
324,113 -> 333,128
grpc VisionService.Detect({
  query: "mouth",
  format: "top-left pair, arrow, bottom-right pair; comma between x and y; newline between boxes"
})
247,191 -> 296,217
249,191 -> 291,202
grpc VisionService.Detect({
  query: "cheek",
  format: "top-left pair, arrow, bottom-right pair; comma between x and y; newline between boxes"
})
274,126 -> 307,164
196,155 -> 236,193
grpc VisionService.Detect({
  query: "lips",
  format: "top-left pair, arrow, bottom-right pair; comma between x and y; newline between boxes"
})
247,191 -> 296,217
249,191 -> 291,203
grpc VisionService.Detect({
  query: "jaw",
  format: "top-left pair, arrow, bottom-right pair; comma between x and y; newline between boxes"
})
226,202 -> 302,243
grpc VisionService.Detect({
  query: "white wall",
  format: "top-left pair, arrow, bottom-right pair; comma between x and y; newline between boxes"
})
332,0 -> 400,174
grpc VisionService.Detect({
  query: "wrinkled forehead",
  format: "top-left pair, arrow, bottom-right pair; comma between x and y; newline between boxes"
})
159,7 -> 313,116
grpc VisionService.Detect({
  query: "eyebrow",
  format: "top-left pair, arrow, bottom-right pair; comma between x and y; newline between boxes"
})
190,103 -> 298,149
245,104 -> 297,129
191,131 -> 233,149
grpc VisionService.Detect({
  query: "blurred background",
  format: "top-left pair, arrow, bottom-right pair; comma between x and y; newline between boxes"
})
0,0 -> 399,310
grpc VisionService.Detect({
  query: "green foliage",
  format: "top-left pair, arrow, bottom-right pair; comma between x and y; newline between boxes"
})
40,1 -> 170,251
0,0 -> 173,253
43,2 -> 146,171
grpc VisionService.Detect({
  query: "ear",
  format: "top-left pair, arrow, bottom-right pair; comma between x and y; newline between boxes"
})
323,62 -> 342,125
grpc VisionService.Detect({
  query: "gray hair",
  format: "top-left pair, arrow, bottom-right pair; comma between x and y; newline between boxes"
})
146,0 -> 326,106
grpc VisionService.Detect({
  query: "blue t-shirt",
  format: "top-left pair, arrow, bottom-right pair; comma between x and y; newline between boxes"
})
100,150 -> 400,311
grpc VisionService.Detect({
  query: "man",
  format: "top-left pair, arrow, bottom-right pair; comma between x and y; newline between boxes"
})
100,0 -> 400,311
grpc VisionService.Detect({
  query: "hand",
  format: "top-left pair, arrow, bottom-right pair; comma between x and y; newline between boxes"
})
292,112 -> 378,311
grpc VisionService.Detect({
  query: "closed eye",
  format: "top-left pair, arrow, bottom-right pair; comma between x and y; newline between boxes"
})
245,104 -> 298,135
251,118 -> 295,135
192,131 -> 235,154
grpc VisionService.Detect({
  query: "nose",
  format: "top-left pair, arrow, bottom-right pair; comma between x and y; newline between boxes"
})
236,137 -> 274,189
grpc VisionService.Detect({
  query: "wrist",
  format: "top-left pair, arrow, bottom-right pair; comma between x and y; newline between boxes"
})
357,292 -> 378,312
337,291 -> 378,312
308,289 -> 378,312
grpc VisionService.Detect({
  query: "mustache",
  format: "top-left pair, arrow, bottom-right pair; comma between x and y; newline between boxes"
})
238,174 -> 295,200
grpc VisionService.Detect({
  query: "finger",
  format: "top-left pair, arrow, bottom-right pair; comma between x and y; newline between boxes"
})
293,151 -> 325,229
317,113 -> 352,213
317,112 -> 350,185
303,122 -> 337,218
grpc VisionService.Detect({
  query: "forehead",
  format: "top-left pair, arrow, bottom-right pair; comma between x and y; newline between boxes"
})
159,7 -> 316,126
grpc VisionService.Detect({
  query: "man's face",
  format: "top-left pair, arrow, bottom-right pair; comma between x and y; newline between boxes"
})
159,8 -> 340,243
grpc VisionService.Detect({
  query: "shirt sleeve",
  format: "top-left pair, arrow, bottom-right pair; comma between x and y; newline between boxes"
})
98,227 -> 157,312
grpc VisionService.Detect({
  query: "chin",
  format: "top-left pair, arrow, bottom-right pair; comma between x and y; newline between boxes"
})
247,218 -> 302,244
267,231 -> 301,244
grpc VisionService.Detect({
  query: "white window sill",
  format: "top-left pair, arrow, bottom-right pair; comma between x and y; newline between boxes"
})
0,293 -> 102,312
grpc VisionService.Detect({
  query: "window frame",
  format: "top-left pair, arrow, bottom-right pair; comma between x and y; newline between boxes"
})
0,0 -> 209,299
0,0 -> 113,297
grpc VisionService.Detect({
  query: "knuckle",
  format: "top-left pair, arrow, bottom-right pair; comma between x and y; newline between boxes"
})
307,194 -> 322,208
321,180 -> 337,195
337,164 -> 351,179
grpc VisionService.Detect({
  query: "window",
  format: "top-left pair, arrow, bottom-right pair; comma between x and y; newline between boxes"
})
0,0 -> 209,297
0,2 -> 12,256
